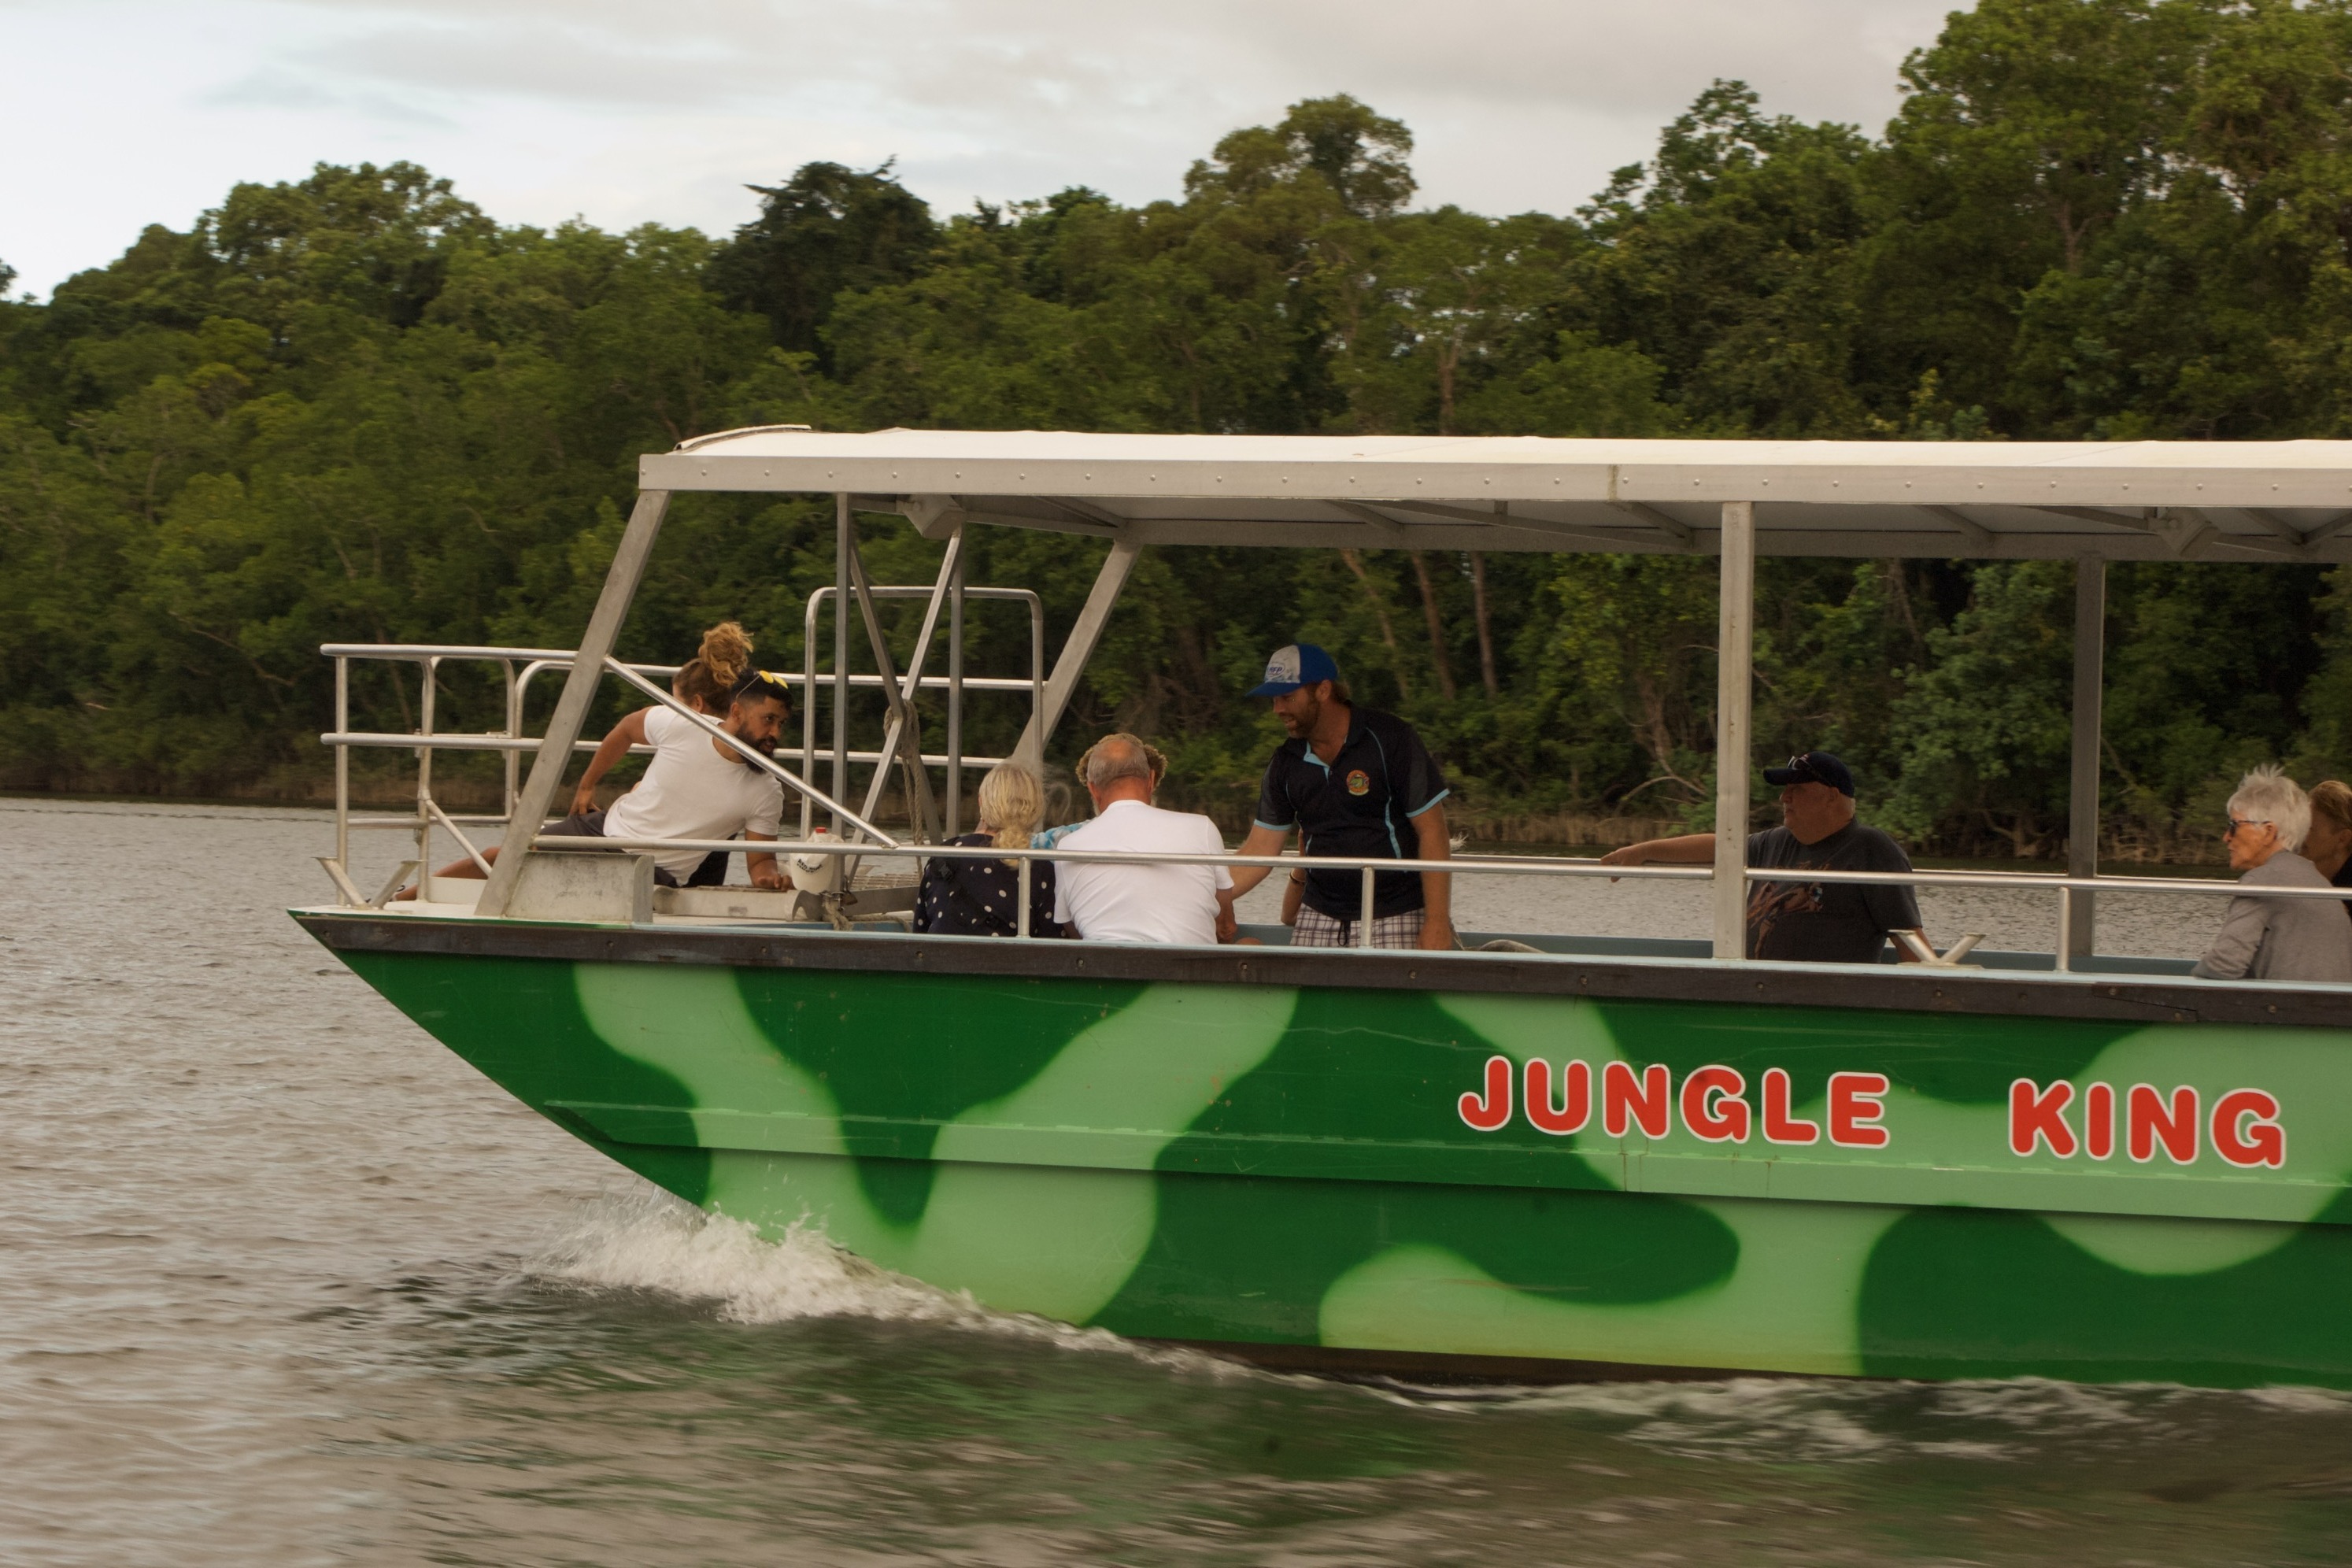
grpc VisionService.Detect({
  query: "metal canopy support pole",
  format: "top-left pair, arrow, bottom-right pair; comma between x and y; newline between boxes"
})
416,657 -> 438,904
946,529 -> 966,837
476,487 -> 671,917
846,532 -> 947,840
499,657 -> 520,819
1012,539 -> 1141,775
332,656 -> 350,878
1712,501 -> 1757,960
2065,557 -> 2106,968
833,493 -> 850,835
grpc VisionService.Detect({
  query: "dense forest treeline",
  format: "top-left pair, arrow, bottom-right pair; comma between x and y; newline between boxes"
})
12,0 -> 2352,854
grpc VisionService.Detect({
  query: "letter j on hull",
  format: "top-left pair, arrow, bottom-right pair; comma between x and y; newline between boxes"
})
1459,1056 -> 1512,1132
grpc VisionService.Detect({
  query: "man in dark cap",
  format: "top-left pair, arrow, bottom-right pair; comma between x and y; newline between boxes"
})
1601,750 -> 1929,964
1227,643 -> 1455,950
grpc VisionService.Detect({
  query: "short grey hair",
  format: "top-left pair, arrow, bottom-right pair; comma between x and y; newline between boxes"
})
1084,732 -> 1156,791
2228,764 -> 2311,852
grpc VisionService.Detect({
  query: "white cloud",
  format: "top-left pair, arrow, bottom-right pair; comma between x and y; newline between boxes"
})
0,0 -> 1962,297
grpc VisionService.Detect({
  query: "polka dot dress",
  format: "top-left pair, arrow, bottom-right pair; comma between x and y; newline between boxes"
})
913,834 -> 1062,937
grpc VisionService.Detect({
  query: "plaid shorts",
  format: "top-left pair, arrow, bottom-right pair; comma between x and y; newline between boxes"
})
1292,904 -> 1425,949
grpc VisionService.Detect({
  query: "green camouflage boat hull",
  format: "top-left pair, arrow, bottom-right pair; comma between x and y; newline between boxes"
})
301,912 -> 2352,1388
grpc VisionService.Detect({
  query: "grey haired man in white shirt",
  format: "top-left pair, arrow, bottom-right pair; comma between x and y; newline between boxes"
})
1053,733 -> 1237,945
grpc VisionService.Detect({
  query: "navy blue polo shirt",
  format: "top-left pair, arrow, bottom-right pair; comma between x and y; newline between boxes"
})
1254,706 -> 1450,919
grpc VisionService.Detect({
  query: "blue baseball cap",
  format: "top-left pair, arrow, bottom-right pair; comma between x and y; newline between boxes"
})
1247,642 -> 1341,697
1762,751 -> 1856,797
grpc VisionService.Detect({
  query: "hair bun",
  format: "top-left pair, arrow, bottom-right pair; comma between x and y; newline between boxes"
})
698,621 -> 753,687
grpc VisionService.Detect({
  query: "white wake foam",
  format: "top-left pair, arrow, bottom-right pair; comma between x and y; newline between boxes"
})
520,1185 -> 1248,1378
528,1186 -> 978,1326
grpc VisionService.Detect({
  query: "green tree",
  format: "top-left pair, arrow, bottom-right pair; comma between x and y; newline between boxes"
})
1540,555 -> 1725,814
1884,562 -> 2078,855
1858,0 -> 2204,428
707,161 -> 939,370
1576,83 -> 1875,435
2101,560 -> 2325,849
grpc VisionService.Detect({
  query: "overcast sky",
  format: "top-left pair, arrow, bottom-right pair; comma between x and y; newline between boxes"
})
1,0 -> 1966,298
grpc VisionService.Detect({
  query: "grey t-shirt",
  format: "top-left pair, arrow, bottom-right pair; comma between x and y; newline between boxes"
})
1744,822 -> 1921,964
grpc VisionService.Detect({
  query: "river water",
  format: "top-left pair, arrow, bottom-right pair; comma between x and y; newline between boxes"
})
6,797 -> 2350,1567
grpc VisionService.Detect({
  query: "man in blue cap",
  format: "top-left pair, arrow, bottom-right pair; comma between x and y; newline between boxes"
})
1601,750 -> 1929,963
1227,643 -> 1455,950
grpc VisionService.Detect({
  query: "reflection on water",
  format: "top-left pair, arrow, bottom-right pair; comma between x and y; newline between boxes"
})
2,797 -> 2342,1567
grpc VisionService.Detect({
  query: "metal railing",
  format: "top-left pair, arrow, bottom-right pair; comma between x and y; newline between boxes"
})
507,834 -> 2343,978
324,545 -> 1048,902
320,643 -> 2336,978
532,834 -> 1703,948
324,642 -> 584,901
799,582 -> 1042,840
320,642 -> 902,904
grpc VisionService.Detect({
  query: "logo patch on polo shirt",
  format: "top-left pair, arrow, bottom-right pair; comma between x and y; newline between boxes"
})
1347,768 -> 1370,796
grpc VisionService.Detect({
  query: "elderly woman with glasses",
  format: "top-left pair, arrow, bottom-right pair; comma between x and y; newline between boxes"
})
2191,766 -> 2352,982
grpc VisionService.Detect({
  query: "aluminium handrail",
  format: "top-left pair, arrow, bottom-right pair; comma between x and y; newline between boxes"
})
324,731 -> 630,753
323,732 -> 1011,772
520,834 -> 2317,967
316,638 -> 916,901
324,642 -> 590,662
537,836 -> 2281,896
525,669 -> 1047,693
316,640 -> 2309,961
536,837 -> 1710,877
1745,864 -> 2348,898
499,657 -> 1037,702
801,582 -> 1043,840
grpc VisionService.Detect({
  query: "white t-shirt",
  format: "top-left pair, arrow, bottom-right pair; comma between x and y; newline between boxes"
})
1052,798 -> 1233,945
601,707 -> 785,878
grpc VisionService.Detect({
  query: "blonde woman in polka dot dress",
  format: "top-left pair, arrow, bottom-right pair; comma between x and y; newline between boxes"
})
914,763 -> 1063,937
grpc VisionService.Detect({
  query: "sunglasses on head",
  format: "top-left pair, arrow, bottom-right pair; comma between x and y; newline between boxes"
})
733,668 -> 793,701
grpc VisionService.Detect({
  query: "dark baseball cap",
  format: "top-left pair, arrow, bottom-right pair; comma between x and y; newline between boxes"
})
1247,642 -> 1341,697
1762,751 -> 1855,797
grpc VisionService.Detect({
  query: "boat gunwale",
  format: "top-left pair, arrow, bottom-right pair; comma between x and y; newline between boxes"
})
292,908 -> 2352,1030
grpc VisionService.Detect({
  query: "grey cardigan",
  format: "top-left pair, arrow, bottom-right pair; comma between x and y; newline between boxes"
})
2190,852 -> 2352,982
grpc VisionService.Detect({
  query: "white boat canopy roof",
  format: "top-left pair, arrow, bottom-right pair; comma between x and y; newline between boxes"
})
640,427 -> 2352,562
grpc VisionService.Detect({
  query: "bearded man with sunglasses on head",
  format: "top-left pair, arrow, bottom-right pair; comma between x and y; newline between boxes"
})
401,668 -> 793,897
1601,750 -> 1931,965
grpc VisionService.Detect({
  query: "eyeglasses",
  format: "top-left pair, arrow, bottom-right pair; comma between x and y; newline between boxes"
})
2225,816 -> 2272,838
